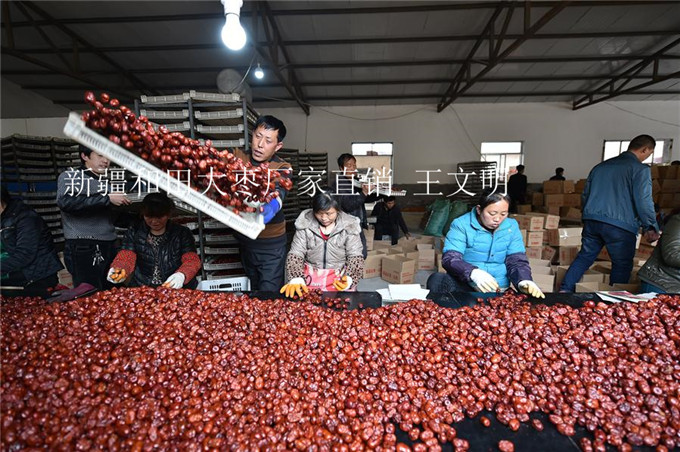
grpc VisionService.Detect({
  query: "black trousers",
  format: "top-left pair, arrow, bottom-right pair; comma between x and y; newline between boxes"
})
64,239 -> 117,290
1,273 -> 58,299
238,235 -> 287,291
374,224 -> 399,246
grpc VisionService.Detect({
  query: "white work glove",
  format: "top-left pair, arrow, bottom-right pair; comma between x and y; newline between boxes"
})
162,272 -> 186,289
332,275 -> 353,291
518,280 -> 545,299
107,268 -> 126,284
469,269 -> 499,293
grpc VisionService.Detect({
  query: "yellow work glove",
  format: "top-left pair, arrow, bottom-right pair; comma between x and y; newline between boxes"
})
518,280 -> 545,299
280,278 -> 309,298
332,275 -> 353,291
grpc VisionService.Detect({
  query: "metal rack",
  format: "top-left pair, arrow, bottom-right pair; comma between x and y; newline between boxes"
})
136,92 -> 258,280
1,135 -> 83,247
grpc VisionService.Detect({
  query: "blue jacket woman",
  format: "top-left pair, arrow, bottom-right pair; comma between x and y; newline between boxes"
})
427,190 -> 544,297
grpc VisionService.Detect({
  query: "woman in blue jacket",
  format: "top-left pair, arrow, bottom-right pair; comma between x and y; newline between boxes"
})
427,190 -> 544,297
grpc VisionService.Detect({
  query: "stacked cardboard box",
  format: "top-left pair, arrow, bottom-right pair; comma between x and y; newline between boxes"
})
652,164 -> 680,214
528,259 -> 555,292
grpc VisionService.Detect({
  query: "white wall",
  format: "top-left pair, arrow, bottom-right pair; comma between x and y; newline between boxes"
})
265,100 -> 680,183
2,80 -> 678,184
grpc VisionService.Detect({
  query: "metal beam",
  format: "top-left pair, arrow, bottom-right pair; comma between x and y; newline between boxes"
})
50,90 -> 680,106
3,1 -> 676,27
13,30 -> 680,55
573,37 -> 680,109
19,1 -> 156,96
13,1 -> 72,72
20,73 -> 677,91
1,46 -> 138,99
4,53 -> 680,77
2,1 -> 14,48
437,1 -> 572,111
254,1 -> 309,115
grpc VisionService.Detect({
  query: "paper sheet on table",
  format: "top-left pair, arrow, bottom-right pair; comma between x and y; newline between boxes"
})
596,291 -> 657,303
388,284 -> 430,301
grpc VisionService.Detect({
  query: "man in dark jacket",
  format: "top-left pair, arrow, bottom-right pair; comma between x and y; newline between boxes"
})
506,164 -> 527,213
231,115 -> 292,291
331,153 -> 380,258
371,196 -> 410,245
57,146 -> 131,289
560,135 -> 660,291
1,186 -> 63,298
549,167 -> 566,181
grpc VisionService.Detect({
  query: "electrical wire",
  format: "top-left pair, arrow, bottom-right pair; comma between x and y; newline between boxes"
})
231,51 -> 258,93
604,102 -> 680,127
252,94 -> 432,121
448,106 -> 480,154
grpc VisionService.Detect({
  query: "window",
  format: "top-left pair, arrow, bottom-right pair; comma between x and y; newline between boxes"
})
351,142 -> 393,179
480,141 -> 523,181
603,139 -> 671,164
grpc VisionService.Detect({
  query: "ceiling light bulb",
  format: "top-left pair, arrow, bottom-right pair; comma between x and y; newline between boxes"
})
254,63 -> 264,79
221,0 -> 246,51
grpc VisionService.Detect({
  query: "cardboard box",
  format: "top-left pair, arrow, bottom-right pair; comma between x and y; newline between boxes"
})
575,179 -> 587,193
597,246 -> 611,261
542,246 -> 558,262
527,231 -> 544,247
527,212 -> 560,229
590,261 -> 612,274
365,228 -> 374,251
556,267 -> 605,290
652,179 -> 662,197
519,229 -> 527,246
658,165 -> 678,179
416,243 -> 436,271
381,255 -> 416,284
532,273 -> 556,293
661,179 -> 680,193
531,264 -> 553,275
529,258 -> 552,268
651,165 -> 660,179
363,252 -> 383,279
404,251 -> 420,263
575,282 -> 640,293
415,235 -> 435,245
373,241 -> 392,251
544,194 -> 564,207
543,180 -> 575,194
517,204 -> 533,214
558,246 -> 580,265
548,227 -> 582,247
532,192 -> 544,207
559,207 -> 582,220
635,244 -> 655,262
387,246 -> 405,255
398,237 -> 418,252
525,246 -> 542,260
659,193 -> 675,208
514,215 -> 545,231
563,193 -> 582,208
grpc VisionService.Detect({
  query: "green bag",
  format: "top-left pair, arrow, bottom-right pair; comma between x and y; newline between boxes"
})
442,201 -> 469,236
423,199 -> 451,237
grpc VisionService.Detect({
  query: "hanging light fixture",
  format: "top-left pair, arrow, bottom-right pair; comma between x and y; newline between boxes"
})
220,0 -> 246,51
254,62 -> 264,79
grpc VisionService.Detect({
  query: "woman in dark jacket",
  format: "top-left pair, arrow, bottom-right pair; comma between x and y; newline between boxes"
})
1,186 -> 63,298
638,210 -> 680,293
107,193 -> 201,289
